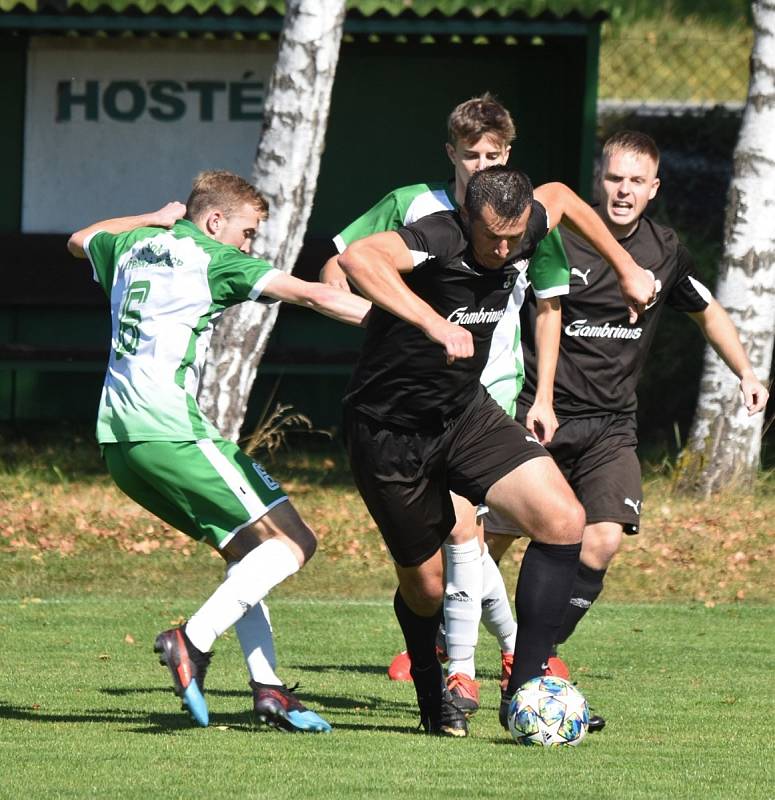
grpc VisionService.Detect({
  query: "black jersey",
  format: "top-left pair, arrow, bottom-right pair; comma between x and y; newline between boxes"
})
344,203 -> 548,431
520,212 -> 711,416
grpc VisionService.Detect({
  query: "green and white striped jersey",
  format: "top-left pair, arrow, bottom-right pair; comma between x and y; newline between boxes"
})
334,183 -> 456,252
333,182 -> 570,417
85,219 -> 280,443
480,221 -> 569,416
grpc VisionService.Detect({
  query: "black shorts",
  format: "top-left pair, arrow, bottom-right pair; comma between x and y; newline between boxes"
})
517,401 -> 642,534
345,387 -> 548,567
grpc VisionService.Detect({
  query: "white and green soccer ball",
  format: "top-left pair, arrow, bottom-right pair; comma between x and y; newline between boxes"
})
507,675 -> 589,747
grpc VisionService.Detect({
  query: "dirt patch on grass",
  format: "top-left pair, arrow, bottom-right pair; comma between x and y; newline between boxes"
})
1,439 -> 772,603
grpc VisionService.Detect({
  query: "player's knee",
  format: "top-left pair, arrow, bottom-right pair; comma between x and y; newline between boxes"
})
598,548 -> 617,569
582,525 -> 622,568
294,526 -> 318,564
256,501 -> 318,565
564,500 -> 586,543
596,538 -> 620,567
448,506 -> 480,544
412,591 -> 443,617
448,521 -> 479,545
581,547 -> 617,571
544,497 -> 585,545
400,577 -> 443,616
277,521 -> 318,566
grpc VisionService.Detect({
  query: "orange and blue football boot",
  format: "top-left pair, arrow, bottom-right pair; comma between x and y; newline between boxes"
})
251,682 -> 332,733
154,626 -> 211,727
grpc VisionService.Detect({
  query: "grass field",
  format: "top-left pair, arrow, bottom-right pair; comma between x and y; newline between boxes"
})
1,431 -> 774,798
0,598 -> 773,800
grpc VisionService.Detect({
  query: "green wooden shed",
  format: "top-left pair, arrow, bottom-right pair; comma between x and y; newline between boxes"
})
0,0 -> 606,431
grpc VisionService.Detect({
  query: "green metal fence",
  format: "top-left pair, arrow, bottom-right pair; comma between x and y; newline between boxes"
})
600,27 -> 751,107
594,23 -> 758,452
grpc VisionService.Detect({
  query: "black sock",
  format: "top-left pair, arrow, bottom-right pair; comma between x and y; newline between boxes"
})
508,540 -> 581,692
554,562 -> 607,646
393,589 -> 444,711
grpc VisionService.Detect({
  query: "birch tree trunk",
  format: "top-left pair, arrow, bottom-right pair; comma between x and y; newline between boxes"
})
198,0 -> 346,442
677,0 -> 775,496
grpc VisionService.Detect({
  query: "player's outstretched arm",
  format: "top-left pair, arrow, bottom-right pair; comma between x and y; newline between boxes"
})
526,296 -> 561,444
534,183 -> 655,323
320,255 -> 353,292
67,202 -> 187,258
339,232 -> 473,363
688,300 -> 770,415
262,273 -> 372,327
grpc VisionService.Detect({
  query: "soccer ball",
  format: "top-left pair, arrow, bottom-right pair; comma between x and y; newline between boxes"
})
507,675 -> 589,747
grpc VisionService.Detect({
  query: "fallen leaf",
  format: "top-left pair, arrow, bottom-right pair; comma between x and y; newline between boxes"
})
131,539 -> 160,554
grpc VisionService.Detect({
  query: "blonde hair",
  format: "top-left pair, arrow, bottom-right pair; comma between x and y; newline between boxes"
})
185,170 -> 268,223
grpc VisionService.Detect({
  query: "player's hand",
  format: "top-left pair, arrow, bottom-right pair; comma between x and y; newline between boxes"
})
320,258 -> 352,293
425,319 -> 474,364
526,400 -> 558,445
619,266 -> 658,323
153,201 -> 187,228
740,372 -> 769,415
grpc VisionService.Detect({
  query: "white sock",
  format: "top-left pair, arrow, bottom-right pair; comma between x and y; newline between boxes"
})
480,544 -> 517,654
185,538 -> 299,654
223,562 -> 282,686
443,537 -> 482,678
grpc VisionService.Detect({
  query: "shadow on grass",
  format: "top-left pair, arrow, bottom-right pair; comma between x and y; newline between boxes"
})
0,699 -> 196,731
487,736 -> 522,746
286,663 -> 394,677
101,685 -> 417,715
0,697 -> 421,737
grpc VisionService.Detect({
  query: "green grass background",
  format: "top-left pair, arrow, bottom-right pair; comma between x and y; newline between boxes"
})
2,433 -> 774,798
0,597 -> 772,800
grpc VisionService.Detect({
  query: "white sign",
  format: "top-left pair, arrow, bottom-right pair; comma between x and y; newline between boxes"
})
23,37 -> 277,233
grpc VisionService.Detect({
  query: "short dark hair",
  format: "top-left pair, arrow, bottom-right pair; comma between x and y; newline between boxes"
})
447,92 -> 516,147
464,165 -> 533,222
603,130 -> 660,168
185,170 -> 269,224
